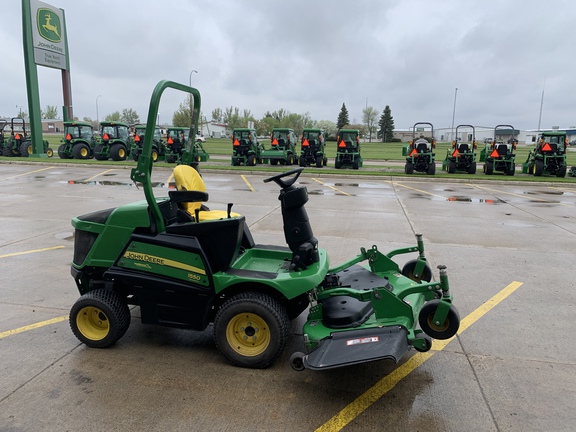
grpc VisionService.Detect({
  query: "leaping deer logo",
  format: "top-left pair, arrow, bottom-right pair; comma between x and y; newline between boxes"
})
42,13 -> 60,38
37,8 -> 61,43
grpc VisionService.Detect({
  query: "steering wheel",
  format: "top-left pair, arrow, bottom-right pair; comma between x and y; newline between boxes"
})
263,167 -> 304,189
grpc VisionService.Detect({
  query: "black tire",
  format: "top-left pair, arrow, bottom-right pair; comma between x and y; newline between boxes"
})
110,144 -> 127,161
73,143 -> 90,159
557,165 -> 567,178
213,292 -> 290,369
405,162 -> 414,174
413,332 -> 432,352
247,154 -> 256,166
287,154 -> 294,165
484,160 -> 493,175
534,160 -> 544,176
19,141 -> 31,157
151,147 -> 159,162
94,144 -> 108,160
58,144 -> 71,159
427,161 -> 436,175
290,352 -> 306,371
468,162 -> 477,174
419,300 -> 460,340
271,159 -> 278,166
299,156 -> 306,167
69,289 -> 130,348
506,163 -> 515,176
448,160 -> 456,174
353,158 -> 359,170
401,259 -> 432,283
335,159 -> 341,169
315,155 -> 323,168
323,157 -> 327,166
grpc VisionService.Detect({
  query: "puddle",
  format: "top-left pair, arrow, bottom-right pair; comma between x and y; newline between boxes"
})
447,196 -> 506,204
524,190 -> 564,196
308,190 -> 354,196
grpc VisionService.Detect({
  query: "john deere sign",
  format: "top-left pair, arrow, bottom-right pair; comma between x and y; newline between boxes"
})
30,0 -> 68,69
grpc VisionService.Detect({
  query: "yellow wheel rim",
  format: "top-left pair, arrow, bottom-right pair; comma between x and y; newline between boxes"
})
27,144 -> 32,154
76,306 -> 110,341
119,148 -> 125,158
46,148 -> 53,157
226,313 -> 270,357
152,150 -> 158,161
80,147 -> 88,157
426,314 -> 450,332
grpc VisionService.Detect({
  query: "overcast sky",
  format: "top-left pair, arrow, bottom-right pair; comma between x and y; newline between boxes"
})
1,0 -> 575,130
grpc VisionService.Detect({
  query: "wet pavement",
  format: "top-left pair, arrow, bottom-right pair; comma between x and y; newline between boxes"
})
1,163 -> 575,431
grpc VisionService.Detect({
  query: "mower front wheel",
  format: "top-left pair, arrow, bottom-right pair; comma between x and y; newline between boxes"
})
419,300 -> 460,340
69,289 -> 130,348
214,292 -> 290,369
401,259 -> 432,283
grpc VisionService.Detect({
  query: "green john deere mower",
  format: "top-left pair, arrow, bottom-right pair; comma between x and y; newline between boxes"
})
94,121 -> 130,161
231,128 -> 264,166
58,121 -> 95,159
69,80 -> 459,371
442,124 -> 477,174
261,128 -> 297,165
480,125 -> 517,176
335,129 -> 363,169
403,122 -> 436,175
521,131 -> 567,177
299,128 -> 327,168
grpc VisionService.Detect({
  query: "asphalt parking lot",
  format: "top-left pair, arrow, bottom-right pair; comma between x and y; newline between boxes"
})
1,162 -> 575,431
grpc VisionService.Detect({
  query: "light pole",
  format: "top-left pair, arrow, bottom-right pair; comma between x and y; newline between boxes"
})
189,70 -> 198,87
96,95 -> 102,131
450,88 -> 458,142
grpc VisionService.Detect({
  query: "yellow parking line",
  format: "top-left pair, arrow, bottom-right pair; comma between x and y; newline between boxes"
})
84,168 -> 115,182
0,315 -> 68,340
0,245 -> 65,259
0,166 -> 55,181
315,281 -> 524,432
311,178 -> 351,196
391,181 -> 447,199
241,175 -> 255,192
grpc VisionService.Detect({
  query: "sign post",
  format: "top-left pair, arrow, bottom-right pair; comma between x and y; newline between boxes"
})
22,0 -> 72,157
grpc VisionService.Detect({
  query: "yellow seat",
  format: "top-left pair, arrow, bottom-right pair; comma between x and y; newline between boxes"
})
173,165 -> 240,221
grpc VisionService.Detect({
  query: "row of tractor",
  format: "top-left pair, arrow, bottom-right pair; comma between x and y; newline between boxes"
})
0,118 -> 54,157
403,122 -> 570,177
230,127 -> 363,169
56,121 -> 209,164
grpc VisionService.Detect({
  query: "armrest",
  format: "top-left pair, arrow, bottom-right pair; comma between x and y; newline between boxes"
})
168,190 -> 209,203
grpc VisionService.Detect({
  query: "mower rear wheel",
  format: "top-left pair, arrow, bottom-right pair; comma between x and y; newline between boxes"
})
405,162 -> 413,174
557,165 -> 567,178
401,259 -> 432,283
73,143 -> 90,159
69,289 -> 130,348
110,144 -> 127,161
19,141 -> 31,157
94,144 -> 108,160
468,162 -> 477,174
58,144 -> 71,159
315,155 -> 323,168
427,162 -> 436,175
448,160 -> 456,174
484,160 -> 493,175
353,158 -> 359,170
419,300 -> 460,340
534,160 -> 544,176
247,154 -> 256,166
335,159 -> 342,169
214,292 -> 290,369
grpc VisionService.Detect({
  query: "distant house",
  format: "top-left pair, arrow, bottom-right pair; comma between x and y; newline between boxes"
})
42,119 -> 64,133
200,121 -> 228,138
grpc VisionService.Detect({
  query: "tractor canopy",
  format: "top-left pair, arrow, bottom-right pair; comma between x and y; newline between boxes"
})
337,129 -> 360,150
64,121 -> 93,141
100,122 -> 129,140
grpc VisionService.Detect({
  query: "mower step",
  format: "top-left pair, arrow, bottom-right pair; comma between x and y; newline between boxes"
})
303,326 -> 408,370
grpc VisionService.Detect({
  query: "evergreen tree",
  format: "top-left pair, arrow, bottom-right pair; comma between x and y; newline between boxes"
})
336,103 -> 349,130
378,105 -> 395,142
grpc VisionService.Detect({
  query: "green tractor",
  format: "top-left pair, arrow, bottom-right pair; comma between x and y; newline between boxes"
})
480,125 -> 517,176
58,121 -> 95,160
131,124 -> 165,162
442,124 -> 477,174
231,128 -> 264,166
68,80 -> 460,371
335,128 -> 363,169
165,127 -> 188,163
521,131 -> 567,177
261,128 -> 297,165
403,122 -> 436,175
299,128 -> 327,168
1,117 -> 53,157
164,126 -> 209,164
94,121 -> 130,161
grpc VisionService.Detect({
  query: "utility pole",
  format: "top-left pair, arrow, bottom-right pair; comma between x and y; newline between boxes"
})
450,88 -> 458,142
537,76 -> 546,132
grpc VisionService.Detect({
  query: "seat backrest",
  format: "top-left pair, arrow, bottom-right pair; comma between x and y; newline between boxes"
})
458,143 -> 469,152
497,144 -> 508,155
173,165 -> 206,215
417,143 -> 429,153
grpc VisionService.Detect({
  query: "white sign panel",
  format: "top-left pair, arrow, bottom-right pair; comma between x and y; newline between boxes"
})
30,0 -> 67,69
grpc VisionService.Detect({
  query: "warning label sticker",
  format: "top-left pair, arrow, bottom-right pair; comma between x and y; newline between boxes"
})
346,336 -> 379,346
